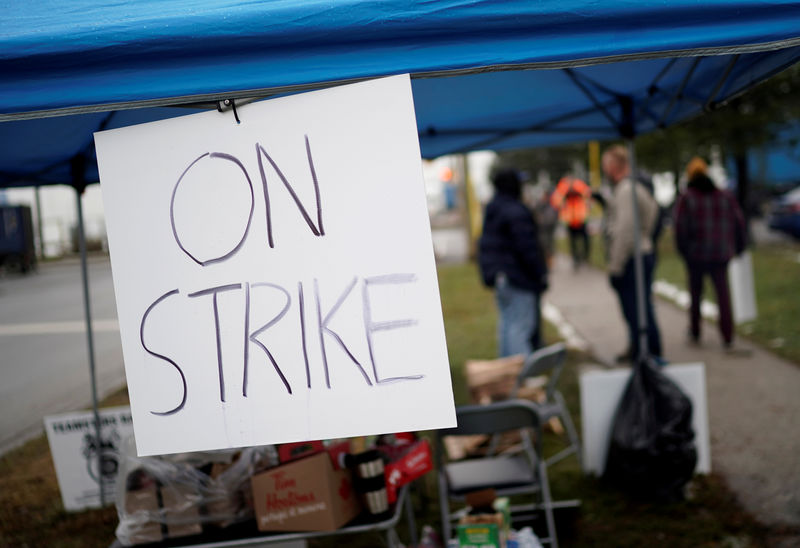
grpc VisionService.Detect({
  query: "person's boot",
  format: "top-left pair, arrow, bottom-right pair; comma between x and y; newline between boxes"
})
615,348 -> 632,363
723,341 -> 752,357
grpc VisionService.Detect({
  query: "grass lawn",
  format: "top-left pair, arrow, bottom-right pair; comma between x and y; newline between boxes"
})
436,263 -> 770,547
0,262 -> 775,547
559,225 -> 800,365
0,389 -> 129,548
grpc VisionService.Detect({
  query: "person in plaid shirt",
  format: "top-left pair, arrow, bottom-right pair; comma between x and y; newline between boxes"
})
673,157 -> 747,353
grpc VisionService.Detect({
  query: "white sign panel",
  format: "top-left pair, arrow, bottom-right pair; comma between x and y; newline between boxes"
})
728,251 -> 758,324
43,406 -> 134,511
579,363 -> 710,476
96,75 -> 455,456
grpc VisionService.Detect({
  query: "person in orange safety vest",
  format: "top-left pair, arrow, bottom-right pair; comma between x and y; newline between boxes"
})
551,175 -> 591,269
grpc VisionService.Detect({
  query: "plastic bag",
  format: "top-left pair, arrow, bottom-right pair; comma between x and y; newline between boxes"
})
508,527 -> 544,548
603,357 -> 697,501
114,435 -> 279,545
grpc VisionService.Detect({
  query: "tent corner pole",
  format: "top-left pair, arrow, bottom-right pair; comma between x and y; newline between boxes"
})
34,185 -> 44,261
625,140 -> 650,363
73,169 -> 105,507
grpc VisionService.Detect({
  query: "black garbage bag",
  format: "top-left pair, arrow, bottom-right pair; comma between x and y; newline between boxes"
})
604,356 -> 698,501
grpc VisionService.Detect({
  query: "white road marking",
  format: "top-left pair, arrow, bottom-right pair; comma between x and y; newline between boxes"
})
653,279 -> 718,320
542,301 -> 590,351
0,319 -> 119,336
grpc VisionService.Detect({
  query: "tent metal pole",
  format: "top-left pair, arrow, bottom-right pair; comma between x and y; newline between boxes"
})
436,102 -> 617,153
75,186 -> 105,507
626,140 -> 649,362
34,185 -> 44,260
636,57 -> 679,120
657,57 -> 701,127
460,154 -> 479,255
705,54 -> 740,110
564,69 -> 619,129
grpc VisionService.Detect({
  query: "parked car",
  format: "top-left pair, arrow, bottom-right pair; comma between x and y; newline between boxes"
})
767,185 -> 800,239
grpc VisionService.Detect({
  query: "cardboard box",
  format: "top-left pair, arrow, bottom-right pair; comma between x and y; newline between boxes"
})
458,499 -> 506,548
384,439 -> 433,504
325,440 -> 350,470
457,521 -> 502,548
278,440 -> 324,464
251,452 -> 361,532
161,483 -> 203,538
465,356 -> 563,434
123,485 -> 163,545
465,355 -> 525,404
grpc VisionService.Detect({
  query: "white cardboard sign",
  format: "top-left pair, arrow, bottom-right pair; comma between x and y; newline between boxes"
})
43,406 -> 134,511
728,251 -> 758,324
579,363 -> 710,476
95,75 -> 455,456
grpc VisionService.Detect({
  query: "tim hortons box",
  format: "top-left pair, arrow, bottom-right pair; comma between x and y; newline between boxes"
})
251,451 -> 361,532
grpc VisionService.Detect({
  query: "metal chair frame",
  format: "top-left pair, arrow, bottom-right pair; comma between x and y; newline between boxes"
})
511,342 -> 581,469
435,400 -> 560,548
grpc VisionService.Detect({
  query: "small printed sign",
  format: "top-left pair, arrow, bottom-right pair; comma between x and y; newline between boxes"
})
43,406 -> 134,511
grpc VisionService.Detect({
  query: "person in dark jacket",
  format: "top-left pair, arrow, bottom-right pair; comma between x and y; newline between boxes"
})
478,168 -> 548,357
673,157 -> 747,353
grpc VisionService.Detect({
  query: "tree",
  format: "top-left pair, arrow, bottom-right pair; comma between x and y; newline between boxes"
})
635,62 -> 800,218
495,62 -> 800,226
496,143 -> 588,185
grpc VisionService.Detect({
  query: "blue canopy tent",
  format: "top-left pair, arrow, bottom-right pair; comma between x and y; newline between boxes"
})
4,49 -> 800,186
3,1 -> 800,170
2,0 -> 800,503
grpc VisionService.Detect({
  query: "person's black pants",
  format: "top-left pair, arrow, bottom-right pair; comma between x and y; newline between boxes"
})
568,224 -> 589,266
687,260 -> 733,345
530,298 -> 543,350
613,253 -> 662,358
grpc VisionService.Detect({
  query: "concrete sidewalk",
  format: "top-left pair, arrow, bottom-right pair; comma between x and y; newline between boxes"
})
543,253 -> 800,533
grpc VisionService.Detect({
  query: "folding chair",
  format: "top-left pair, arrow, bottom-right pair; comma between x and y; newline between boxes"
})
512,342 -> 581,469
435,400 -> 560,548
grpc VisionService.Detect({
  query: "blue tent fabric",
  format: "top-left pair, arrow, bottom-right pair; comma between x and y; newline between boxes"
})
0,108 -> 203,187
3,0 -> 800,116
416,47 -> 800,157
2,0 -> 800,186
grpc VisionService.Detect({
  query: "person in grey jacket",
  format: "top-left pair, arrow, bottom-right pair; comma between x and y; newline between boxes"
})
601,145 -> 662,362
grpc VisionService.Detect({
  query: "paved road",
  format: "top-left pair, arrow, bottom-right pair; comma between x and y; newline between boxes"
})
0,256 -> 126,455
544,253 -> 800,538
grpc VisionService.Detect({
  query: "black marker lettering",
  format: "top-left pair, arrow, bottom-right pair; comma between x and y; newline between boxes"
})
298,281 -> 312,389
243,281 -> 250,394
188,283 -> 242,402
246,282 -> 293,395
140,289 -> 187,416
255,143 -> 274,249
170,152 -> 255,266
305,135 -> 324,235
362,274 -> 425,384
256,136 -> 324,248
315,277 -> 372,388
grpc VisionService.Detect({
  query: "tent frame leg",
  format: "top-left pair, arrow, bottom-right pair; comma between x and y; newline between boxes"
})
75,187 -> 105,507
626,140 -> 650,362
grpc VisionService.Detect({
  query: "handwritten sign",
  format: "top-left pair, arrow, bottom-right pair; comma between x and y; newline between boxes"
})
96,75 -> 455,456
